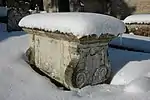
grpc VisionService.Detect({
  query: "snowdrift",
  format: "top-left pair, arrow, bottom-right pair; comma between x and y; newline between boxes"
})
111,60 -> 150,85
0,31 -> 150,100
124,76 -> 150,93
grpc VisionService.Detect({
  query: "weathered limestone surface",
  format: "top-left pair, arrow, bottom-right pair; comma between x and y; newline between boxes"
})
24,28 -> 113,89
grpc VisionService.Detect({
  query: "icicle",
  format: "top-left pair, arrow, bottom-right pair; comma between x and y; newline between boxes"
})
119,33 -> 123,46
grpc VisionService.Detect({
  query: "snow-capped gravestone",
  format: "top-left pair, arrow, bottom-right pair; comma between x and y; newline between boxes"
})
124,14 -> 150,37
19,13 -> 126,89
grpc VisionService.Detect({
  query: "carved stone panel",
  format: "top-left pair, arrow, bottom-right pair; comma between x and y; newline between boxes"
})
72,43 -> 111,88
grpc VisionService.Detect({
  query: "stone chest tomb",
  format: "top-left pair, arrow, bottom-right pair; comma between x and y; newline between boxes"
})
19,13 -> 126,89
124,14 -> 150,37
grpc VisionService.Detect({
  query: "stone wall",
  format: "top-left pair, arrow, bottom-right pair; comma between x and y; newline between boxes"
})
131,0 -> 150,14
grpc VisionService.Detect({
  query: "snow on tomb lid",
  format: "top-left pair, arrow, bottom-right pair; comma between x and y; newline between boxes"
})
19,13 -> 126,37
124,14 -> 150,24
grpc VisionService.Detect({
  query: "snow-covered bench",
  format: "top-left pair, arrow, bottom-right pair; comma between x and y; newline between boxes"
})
124,14 -> 150,37
19,13 -> 126,90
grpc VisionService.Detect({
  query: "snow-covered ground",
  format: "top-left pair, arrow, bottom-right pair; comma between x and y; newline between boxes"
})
124,14 -> 150,24
1,31 -> 150,100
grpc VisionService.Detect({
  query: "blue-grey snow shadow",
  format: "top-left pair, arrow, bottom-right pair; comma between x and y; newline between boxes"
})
109,36 -> 150,53
108,36 -> 150,75
0,31 -> 26,42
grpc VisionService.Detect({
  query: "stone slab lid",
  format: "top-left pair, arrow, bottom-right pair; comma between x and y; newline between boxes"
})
19,12 -> 126,37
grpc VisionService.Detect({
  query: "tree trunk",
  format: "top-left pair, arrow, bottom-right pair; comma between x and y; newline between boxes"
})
58,0 -> 70,12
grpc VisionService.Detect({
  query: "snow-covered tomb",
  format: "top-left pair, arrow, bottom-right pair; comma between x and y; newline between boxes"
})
124,14 -> 150,37
19,12 -> 126,89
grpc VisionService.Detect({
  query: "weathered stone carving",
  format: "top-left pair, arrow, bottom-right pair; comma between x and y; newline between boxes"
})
71,40 -> 111,88
24,28 -> 113,89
